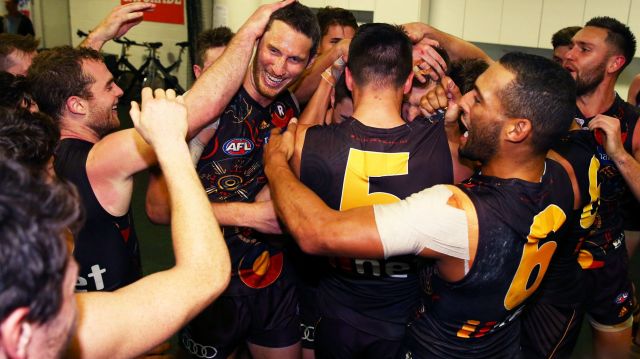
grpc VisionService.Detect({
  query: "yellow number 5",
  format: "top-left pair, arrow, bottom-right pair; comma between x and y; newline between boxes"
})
340,149 -> 409,210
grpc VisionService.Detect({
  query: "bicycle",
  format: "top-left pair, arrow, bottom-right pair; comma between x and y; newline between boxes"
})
77,30 -> 188,101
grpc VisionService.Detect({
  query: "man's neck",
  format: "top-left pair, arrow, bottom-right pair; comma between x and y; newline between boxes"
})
351,86 -> 405,128
576,78 -> 617,118
480,150 -> 547,183
59,116 -> 101,143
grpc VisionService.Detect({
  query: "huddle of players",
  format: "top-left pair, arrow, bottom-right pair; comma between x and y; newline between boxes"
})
1,1 -> 639,358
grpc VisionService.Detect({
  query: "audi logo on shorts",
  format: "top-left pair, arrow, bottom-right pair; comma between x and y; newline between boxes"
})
182,335 -> 218,358
300,323 -> 315,342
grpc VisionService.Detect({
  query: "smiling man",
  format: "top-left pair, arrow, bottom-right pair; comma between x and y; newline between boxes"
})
168,2 -> 321,358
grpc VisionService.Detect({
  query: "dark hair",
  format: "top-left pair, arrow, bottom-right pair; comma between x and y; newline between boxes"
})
195,27 -> 234,67
585,16 -> 636,72
27,46 -> 103,121
0,34 -> 39,72
0,108 -> 59,174
316,7 -> 358,36
348,23 -> 412,89
0,159 -> 82,325
551,26 -> 582,48
498,52 -> 576,154
449,58 -> 489,95
266,2 -> 321,61
0,71 -> 35,109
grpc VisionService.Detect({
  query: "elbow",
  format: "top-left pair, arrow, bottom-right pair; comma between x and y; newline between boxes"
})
290,220 -> 332,256
145,201 -> 171,225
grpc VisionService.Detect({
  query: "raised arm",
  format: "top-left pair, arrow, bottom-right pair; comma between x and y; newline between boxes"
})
70,88 -> 231,359
80,3 -> 155,50
185,0 -> 295,137
403,22 -> 493,64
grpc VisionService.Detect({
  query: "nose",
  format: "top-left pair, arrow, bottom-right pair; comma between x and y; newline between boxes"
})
114,83 -> 124,98
271,57 -> 287,77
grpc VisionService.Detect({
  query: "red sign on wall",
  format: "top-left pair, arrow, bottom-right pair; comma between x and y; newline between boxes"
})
120,0 -> 185,25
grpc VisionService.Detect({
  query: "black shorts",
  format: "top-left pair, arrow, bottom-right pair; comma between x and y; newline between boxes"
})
521,302 -> 585,359
584,245 -> 634,327
179,279 -> 300,358
315,315 -> 402,359
298,280 -> 320,350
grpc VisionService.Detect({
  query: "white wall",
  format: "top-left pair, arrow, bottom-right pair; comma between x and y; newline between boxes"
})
68,0 -> 189,90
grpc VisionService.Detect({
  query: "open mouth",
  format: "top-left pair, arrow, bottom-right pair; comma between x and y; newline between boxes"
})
264,72 -> 284,88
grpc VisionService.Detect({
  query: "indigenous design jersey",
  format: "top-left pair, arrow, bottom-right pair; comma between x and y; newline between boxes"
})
534,129 -> 600,304
54,139 -> 141,292
575,94 -> 639,267
300,117 -> 453,339
196,86 -> 298,295
406,160 -> 574,358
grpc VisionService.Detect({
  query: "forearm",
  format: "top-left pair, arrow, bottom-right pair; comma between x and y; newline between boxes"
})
293,45 -> 345,104
612,151 -> 640,201
79,32 -> 106,50
298,75 -> 333,126
405,22 -> 492,62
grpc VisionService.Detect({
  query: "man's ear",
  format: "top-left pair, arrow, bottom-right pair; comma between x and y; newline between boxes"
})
193,64 -> 202,79
66,96 -> 88,116
504,118 -> 532,143
345,67 -> 354,92
403,71 -> 415,95
0,307 -> 31,359
607,54 -> 626,74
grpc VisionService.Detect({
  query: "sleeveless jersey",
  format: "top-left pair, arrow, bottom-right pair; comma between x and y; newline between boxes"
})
196,86 -> 298,295
406,160 -> 574,358
300,117 -> 454,339
54,139 -> 141,292
575,94 -> 639,266
534,129 -> 600,305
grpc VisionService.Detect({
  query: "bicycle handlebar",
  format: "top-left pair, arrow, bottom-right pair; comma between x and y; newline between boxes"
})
77,29 -> 89,38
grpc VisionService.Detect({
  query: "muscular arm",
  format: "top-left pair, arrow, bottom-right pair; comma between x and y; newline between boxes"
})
628,74 -> 640,106
292,39 -> 349,104
403,22 -> 493,63
70,89 -> 230,359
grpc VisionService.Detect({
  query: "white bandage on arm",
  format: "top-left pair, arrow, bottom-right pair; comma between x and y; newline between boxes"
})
374,185 -> 470,260
188,119 -> 220,165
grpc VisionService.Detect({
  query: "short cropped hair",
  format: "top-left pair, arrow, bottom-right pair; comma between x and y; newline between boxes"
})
551,26 -> 582,49
498,52 -> 576,154
348,23 -> 413,88
585,16 -> 636,72
27,46 -> 103,121
0,34 -> 39,72
449,58 -> 489,95
0,159 -> 82,325
0,71 -> 35,109
195,27 -> 234,67
316,7 -> 358,36
266,2 -> 321,61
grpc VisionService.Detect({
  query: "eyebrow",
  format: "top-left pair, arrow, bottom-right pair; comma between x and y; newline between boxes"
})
105,77 -> 114,89
473,84 -> 485,101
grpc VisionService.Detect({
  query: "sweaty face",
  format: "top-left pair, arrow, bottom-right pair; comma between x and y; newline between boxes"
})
27,259 -> 78,359
458,63 -> 515,163
563,27 -> 611,96
83,60 -> 123,137
249,20 -> 312,105
318,24 -> 356,55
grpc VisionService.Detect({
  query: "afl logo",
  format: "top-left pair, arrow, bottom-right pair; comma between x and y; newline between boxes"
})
238,244 -> 283,289
223,138 -> 254,156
